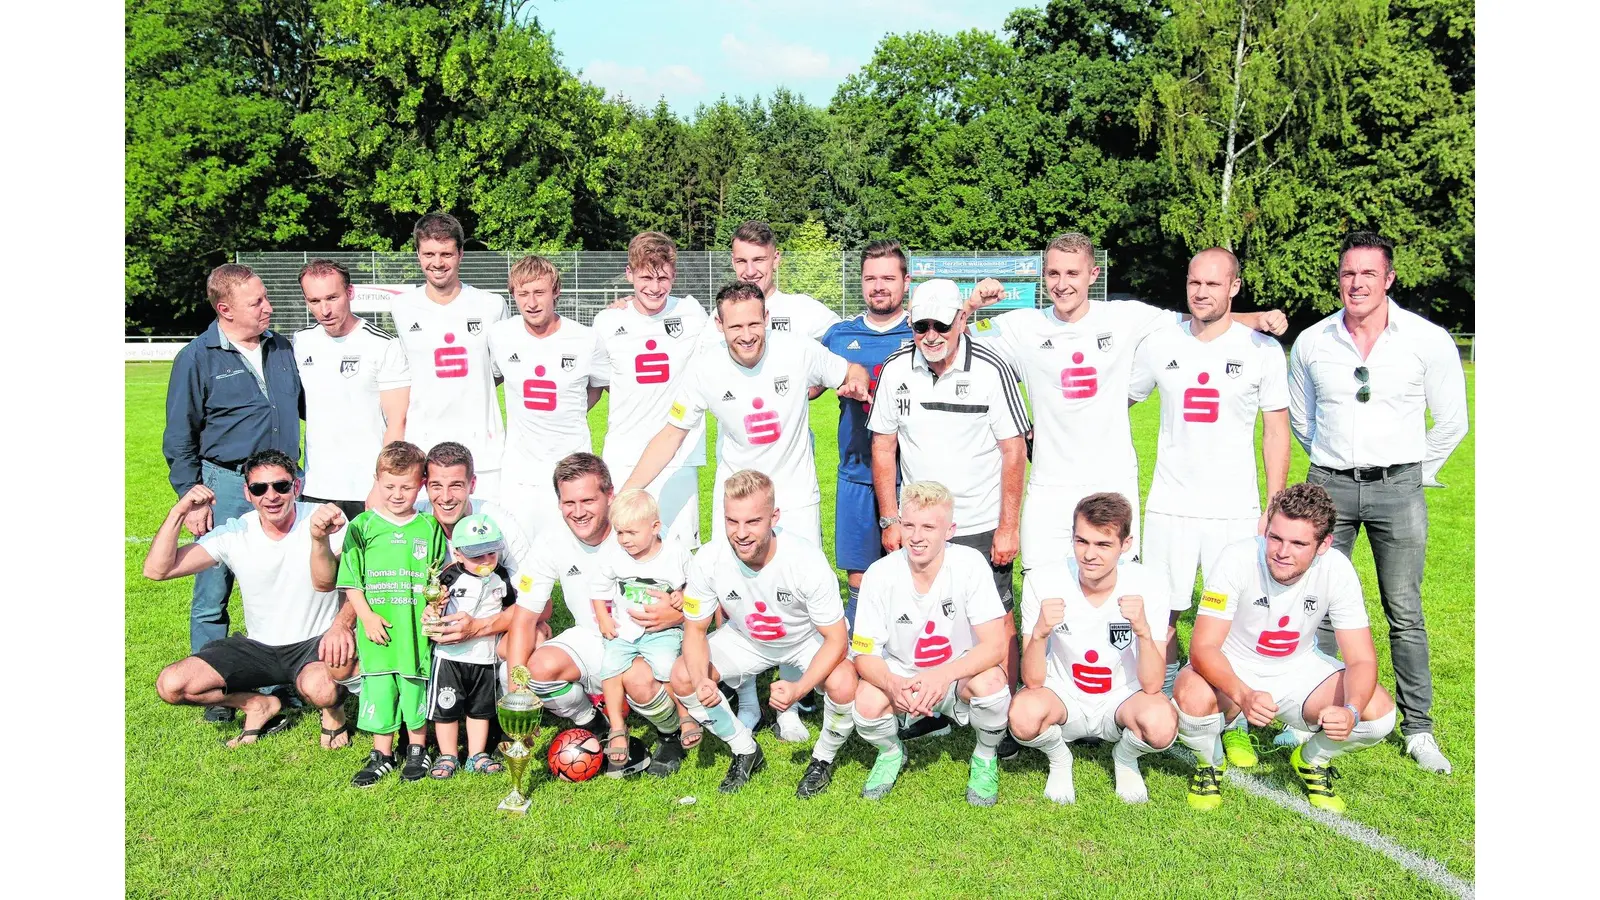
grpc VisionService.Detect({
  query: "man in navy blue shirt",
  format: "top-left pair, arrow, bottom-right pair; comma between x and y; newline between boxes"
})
162,263 -> 304,722
820,241 -> 914,626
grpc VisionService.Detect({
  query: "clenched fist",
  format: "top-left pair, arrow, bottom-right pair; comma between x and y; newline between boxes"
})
967,278 -> 1006,312
309,503 -> 347,540
1034,596 -> 1065,639
1117,595 -> 1148,639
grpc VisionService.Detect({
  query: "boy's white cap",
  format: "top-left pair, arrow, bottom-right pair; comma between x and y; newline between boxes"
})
909,279 -> 964,326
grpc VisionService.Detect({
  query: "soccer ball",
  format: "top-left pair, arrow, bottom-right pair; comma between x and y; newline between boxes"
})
548,728 -> 604,782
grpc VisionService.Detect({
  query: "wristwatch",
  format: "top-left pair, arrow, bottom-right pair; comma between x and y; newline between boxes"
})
878,515 -> 899,529
1343,703 -> 1361,723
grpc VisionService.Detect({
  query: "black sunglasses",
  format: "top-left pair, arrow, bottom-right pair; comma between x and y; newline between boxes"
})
248,480 -> 294,497
912,319 -> 954,334
1353,366 -> 1371,403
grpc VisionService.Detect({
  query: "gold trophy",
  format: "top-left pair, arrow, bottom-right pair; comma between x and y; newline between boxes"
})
496,665 -> 543,813
420,560 -> 448,636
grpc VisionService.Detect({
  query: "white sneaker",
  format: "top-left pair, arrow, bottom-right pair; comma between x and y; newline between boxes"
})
1274,726 -> 1313,748
1111,740 -> 1149,804
1043,752 -> 1076,805
1405,733 -> 1453,774
773,707 -> 811,743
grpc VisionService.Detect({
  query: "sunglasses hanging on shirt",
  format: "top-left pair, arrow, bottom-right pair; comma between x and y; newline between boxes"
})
1353,366 -> 1371,403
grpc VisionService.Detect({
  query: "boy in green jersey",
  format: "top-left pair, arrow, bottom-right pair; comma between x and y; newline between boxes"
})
338,441 -> 449,786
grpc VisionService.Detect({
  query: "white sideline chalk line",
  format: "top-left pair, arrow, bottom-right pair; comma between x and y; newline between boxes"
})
1225,769 -> 1474,899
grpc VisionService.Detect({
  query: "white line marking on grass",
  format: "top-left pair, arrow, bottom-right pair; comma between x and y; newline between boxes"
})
1225,770 -> 1474,899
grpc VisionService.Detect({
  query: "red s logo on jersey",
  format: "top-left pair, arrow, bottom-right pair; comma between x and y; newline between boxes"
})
1070,649 -> 1113,694
744,397 -> 781,445
913,621 -> 953,668
1060,351 -> 1097,399
1255,616 -> 1299,657
862,362 -> 884,414
1182,372 -> 1220,422
522,366 -> 557,411
744,600 -> 787,642
635,339 -> 670,384
434,333 -> 468,378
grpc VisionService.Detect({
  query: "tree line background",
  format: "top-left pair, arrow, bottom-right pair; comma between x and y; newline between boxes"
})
126,0 -> 1474,335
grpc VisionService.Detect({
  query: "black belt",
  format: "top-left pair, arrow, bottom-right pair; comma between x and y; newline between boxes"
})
204,459 -> 248,474
1327,462 -> 1418,483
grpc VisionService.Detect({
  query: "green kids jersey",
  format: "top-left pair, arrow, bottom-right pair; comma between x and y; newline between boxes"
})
336,510 -> 449,679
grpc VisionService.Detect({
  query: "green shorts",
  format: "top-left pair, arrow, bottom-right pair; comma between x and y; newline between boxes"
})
599,628 -> 683,682
357,673 -> 429,734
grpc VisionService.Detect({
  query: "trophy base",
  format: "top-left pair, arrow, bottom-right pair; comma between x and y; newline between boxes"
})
497,793 -> 532,814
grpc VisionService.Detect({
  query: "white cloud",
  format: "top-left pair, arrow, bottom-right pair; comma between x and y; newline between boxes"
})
719,32 -> 855,80
582,60 -> 707,102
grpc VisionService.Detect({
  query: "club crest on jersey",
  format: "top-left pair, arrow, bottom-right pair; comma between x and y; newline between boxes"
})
1226,359 -> 1244,378
941,598 -> 955,618
412,540 -> 428,561
775,590 -> 793,605
561,355 -> 576,371
1096,332 -> 1113,352
664,317 -> 683,338
1108,622 -> 1133,650
466,319 -> 483,335
340,356 -> 360,378
771,317 -> 791,332
774,376 -> 790,396
954,380 -> 970,398
1303,595 -> 1318,614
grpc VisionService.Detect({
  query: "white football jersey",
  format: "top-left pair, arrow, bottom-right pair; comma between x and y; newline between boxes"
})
766,290 -> 843,341
589,536 -> 693,642
683,535 -> 844,653
592,296 -> 714,469
1198,537 -> 1369,669
1020,560 -> 1169,700
411,497 -> 533,578
1130,321 -> 1289,518
486,315 -> 602,472
850,544 -> 1007,671
391,284 -> 510,469
511,521 -> 606,635
972,300 -> 1177,485
666,333 -> 848,508
292,318 -> 410,501
434,566 -> 509,664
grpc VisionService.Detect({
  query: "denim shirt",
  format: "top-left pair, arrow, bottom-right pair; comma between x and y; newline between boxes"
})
162,320 -> 304,495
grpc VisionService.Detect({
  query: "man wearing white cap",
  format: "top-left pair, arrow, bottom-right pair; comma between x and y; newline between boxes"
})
869,278 -> 1029,756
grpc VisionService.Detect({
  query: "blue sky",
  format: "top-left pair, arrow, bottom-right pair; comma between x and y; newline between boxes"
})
529,0 -> 1036,115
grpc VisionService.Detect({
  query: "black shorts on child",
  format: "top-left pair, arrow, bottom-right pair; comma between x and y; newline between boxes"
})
426,658 -> 500,722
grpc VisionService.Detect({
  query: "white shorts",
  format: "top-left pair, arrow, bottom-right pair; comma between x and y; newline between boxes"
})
710,482 -> 822,550
1021,473 -> 1141,572
709,628 -> 826,683
497,465 -> 562,542
881,655 -> 971,726
1043,677 -> 1139,742
1142,512 -> 1257,611
541,626 -> 606,694
608,460 -> 701,549
1225,648 -> 1344,732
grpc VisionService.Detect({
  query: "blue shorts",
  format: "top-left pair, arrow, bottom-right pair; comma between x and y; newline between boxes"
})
599,629 -> 683,682
835,478 -> 886,573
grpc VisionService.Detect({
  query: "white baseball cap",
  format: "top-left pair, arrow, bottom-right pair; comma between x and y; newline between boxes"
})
909,279 -> 964,326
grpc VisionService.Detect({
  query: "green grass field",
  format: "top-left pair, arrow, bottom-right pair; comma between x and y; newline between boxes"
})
126,362 -> 1474,898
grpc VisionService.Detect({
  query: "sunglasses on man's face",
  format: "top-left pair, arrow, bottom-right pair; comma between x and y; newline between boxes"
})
1353,366 -> 1371,403
248,480 -> 294,497
912,319 -> 953,335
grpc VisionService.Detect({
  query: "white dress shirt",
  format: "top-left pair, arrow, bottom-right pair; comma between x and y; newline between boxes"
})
1287,299 -> 1468,485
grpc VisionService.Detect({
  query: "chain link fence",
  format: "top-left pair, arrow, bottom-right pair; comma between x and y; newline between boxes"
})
238,249 -> 1108,335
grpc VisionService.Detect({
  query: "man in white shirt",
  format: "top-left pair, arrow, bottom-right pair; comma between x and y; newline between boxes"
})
848,481 -> 1013,806
967,233 -> 1286,570
294,258 -> 410,520
592,232 -> 716,548
486,255 -> 604,540
501,453 -> 688,776
669,470 -> 859,796
142,450 -> 355,750
1173,483 -> 1397,813
1287,232 -> 1468,775
390,213 -> 511,499
1010,492 -> 1176,805
1128,247 -> 1290,695
620,282 -> 871,547
729,220 -> 844,340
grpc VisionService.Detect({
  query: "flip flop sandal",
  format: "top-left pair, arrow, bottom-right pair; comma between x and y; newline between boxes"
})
465,752 -> 503,774
679,721 -> 704,750
428,754 -> 460,780
222,714 -> 290,748
321,721 -> 356,749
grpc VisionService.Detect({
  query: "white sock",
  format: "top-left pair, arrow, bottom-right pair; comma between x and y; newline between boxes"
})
1302,708 -> 1396,766
677,691 -> 757,755
1017,724 -> 1074,803
967,688 -> 1011,760
1178,710 -> 1224,767
533,681 -> 595,727
852,709 -> 902,756
1112,730 -> 1158,803
634,686 -> 680,735
811,697 -> 854,763
734,677 -> 761,729
774,706 -> 810,742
